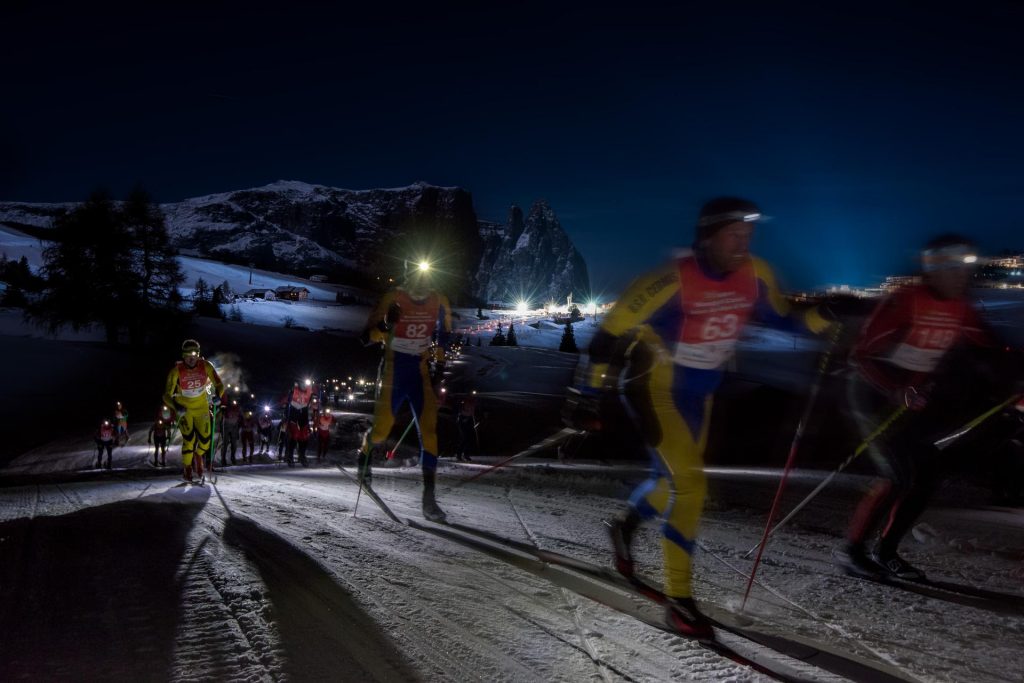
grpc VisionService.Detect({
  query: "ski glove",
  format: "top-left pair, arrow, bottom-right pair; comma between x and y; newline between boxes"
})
902,385 -> 929,412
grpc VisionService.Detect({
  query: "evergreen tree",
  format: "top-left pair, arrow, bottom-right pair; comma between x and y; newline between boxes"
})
506,321 -> 518,346
192,278 -> 220,317
120,188 -> 186,343
30,190 -> 132,343
29,188 -> 186,344
559,322 -> 578,353
490,323 -> 506,346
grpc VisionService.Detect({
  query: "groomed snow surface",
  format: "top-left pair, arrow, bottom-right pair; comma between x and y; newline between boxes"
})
2,417 -> 1022,682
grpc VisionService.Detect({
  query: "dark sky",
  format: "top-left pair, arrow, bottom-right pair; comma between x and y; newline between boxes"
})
3,1 -> 1023,295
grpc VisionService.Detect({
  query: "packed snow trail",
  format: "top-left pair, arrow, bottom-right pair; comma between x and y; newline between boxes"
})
2,462 -> 1022,681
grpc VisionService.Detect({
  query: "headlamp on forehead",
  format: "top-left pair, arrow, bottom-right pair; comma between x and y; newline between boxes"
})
922,244 -> 979,272
696,211 -> 763,228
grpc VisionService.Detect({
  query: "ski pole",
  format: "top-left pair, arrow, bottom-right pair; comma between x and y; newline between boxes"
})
209,399 -> 218,485
933,392 -> 1022,450
741,403 -> 908,558
387,419 -> 416,460
453,428 -> 582,488
741,323 -> 841,610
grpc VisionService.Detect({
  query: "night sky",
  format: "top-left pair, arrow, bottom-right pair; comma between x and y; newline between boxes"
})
3,2 -> 1023,295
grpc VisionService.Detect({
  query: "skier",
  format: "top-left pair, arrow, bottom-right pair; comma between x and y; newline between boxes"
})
219,399 -> 242,465
114,401 -> 129,446
315,407 -> 335,462
354,262 -> 453,522
162,339 -> 225,483
590,197 -> 832,638
239,410 -> 257,463
281,380 -> 314,466
148,417 -> 169,467
157,404 -> 177,443
95,419 -> 116,469
835,235 -> 1003,580
258,407 -> 274,454
454,390 -> 478,462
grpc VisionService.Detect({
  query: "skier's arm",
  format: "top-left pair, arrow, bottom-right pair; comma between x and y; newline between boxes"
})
162,366 -> 181,413
851,291 -> 911,395
587,263 -> 680,389
204,361 -> 226,400
751,257 -> 832,335
362,291 -> 399,345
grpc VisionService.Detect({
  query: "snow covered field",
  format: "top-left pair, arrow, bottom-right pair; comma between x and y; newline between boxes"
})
1,450 -> 1021,682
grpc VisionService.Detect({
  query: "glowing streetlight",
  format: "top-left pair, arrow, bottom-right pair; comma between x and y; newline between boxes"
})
418,261 -> 431,272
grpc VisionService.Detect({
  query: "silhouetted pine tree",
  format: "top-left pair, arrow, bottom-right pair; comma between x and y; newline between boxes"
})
559,322 -> 578,353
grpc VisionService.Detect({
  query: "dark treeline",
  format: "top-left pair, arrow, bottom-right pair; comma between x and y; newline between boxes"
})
25,189 -> 188,346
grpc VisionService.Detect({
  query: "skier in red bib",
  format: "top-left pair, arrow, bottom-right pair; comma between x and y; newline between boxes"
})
162,339 -> 225,483
95,419 -> 116,469
590,197 -> 832,637
355,261 -> 453,522
837,234 -> 999,580
148,418 -> 170,467
315,407 -> 335,462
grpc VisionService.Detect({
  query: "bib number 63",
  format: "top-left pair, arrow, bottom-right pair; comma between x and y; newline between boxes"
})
701,314 -> 739,341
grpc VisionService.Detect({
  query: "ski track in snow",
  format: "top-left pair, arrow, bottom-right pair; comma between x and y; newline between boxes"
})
2,461 -> 1022,682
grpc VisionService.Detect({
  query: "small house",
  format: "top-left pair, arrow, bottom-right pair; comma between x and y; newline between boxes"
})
243,288 -> 276,300
275,285 -> 310,301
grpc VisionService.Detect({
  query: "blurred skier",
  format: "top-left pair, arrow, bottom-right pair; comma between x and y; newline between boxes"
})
836,235 -> 1003,581
163,339 -> 225,483
219,399 -> 242,465
157,404 -> 177,443
454,390 -> 478,462
588,197 -> 833,638
258,408 -> 274,454
281,380 -> 314,466
355,262 -> 453,522
114,402 -> 129,446
95,419 -> 116,469
148,417 -> 170,467
240,410 -> 257,463
315,407 -> 335,462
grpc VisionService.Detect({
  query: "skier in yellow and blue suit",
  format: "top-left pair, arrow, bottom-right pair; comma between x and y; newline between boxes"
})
357,264 -> 453,521
589,197 -> 832,638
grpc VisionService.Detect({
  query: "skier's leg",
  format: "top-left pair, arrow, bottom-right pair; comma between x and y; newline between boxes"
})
412,359 -> 445,521
359,355 -> 399,481
179,413 -> 197,481
193,409 -> 212,478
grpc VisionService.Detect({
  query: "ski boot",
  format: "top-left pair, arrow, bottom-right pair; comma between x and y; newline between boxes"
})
835,542 -> 882,579
356,447 -> 376,486
664,597 -> 713,640
161,457 -> 166,467
96,458 -> 103,469
422,470 -> 447,523
183,465 -> 194,483
606,510 -> 640,579
871,551 -> 925,581
105,458 -> 112,470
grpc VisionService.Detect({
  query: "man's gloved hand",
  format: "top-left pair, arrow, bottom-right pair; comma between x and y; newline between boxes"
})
901,385 -> 929,412
211,394 -> 222,407
563,385 -> 605,431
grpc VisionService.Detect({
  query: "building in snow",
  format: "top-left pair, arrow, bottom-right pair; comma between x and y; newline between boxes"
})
275,285 -> 310,301
243,288 -> 277,300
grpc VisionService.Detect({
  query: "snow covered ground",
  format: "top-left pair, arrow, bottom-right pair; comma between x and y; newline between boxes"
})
1,445 -> 1021,682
